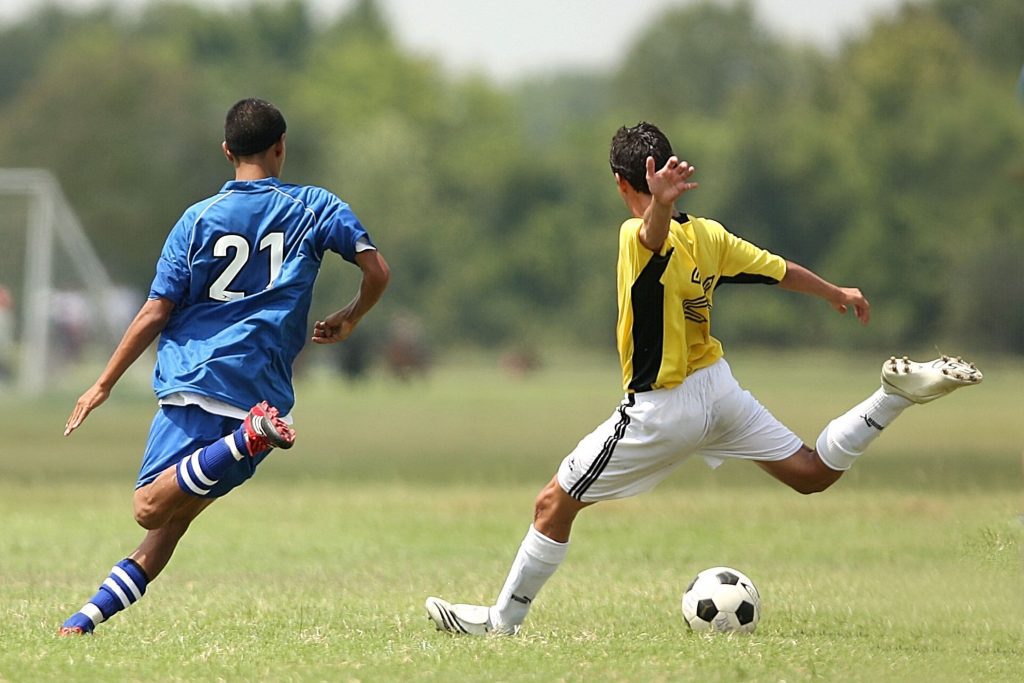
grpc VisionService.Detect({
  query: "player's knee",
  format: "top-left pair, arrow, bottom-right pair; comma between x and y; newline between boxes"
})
788,469 -> 841,495
777,449 -> 843,495
133,492 -> 167,529
133,505 -> 164,530
535,476 -> 577,509
789,479 -> 830,495
532,478 -> 586,540
533,484 -> 560,520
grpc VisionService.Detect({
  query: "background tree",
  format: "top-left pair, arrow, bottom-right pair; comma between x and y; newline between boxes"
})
0,0 -> 1019,358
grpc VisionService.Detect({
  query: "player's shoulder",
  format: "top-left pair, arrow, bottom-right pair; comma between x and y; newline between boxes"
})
679,213 -> 725,233
273,182 -> 347,208
618,217 -> 643,234
679,214 -> 733,247
175,192 -> 229,228
617,217 -> 645,251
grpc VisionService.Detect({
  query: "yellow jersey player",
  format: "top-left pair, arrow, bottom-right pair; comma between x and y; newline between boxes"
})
425,121 -> 982,636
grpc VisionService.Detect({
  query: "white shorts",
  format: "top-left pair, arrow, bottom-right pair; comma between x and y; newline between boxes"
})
557,358 -> 804,502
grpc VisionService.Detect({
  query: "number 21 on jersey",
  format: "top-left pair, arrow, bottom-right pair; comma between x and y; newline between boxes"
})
209,232 -> 284,301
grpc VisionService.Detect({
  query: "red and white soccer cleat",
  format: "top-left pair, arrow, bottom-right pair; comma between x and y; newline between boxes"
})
242,401 -> 296,454
58,626 -> 88,636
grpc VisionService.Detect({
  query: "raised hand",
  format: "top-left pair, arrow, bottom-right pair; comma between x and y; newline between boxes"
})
646,155 -> 698,207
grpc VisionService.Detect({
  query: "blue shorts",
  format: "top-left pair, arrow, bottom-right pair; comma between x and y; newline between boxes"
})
137,404 -> 270,498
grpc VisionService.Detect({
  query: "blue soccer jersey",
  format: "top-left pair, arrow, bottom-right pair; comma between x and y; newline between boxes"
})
148,177 -> 372,414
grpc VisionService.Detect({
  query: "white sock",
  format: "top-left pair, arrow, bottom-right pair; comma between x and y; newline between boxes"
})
816,388 -> 913,471
490,525 -> 569,630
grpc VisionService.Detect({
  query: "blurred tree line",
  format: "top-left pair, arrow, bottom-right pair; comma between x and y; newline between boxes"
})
0,0 -> 1021,358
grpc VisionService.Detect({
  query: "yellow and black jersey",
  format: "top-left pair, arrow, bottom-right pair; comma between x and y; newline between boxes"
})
616,213 -> 786,393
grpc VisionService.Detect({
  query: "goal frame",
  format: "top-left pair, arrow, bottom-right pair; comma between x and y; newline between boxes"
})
0,169 -> 122,395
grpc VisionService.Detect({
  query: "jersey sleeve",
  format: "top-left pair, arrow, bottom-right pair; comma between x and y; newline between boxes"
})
713,221 -> 787,285
148,214 -> 192,305
317,199 -> 373,263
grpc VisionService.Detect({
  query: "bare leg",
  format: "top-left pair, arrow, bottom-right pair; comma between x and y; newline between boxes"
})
60,465 -> 215,634
130,483 -> 214,580
532,475 -> 592,542
756,445 -> 843,494
132,465 -> 208,530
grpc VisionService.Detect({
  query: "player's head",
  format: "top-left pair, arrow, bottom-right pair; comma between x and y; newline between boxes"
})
223,98 -> 287,159
609,122 -> 674,195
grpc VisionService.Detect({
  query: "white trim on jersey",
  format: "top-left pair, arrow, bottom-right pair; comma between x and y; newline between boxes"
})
158,392 -> 294,423
268,185 -> 376,259
269,185 -> 319,261
186,190 -> 236,266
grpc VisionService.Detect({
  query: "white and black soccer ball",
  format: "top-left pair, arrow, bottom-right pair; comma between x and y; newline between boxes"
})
681,566 -> 760,634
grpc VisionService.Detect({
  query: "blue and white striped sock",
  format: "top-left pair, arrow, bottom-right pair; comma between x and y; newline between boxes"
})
175,429 -> 248,497
62,558 -> 149,633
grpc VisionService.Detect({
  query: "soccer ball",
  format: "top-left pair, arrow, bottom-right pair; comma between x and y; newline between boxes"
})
681,566 -> 760,634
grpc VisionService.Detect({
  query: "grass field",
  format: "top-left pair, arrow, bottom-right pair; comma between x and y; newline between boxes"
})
1,349 -> 1021,682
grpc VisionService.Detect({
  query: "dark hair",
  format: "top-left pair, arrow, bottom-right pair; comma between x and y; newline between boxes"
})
609,122 -> 674,194
224,98 -> 287,156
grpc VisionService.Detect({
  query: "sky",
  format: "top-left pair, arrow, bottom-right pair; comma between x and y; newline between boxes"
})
4,0 -> 909,80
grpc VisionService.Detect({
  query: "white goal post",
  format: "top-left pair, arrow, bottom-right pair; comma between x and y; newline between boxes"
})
0,169 -> 123,395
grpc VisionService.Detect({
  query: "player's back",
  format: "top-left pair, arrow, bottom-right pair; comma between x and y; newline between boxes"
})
151,177 -> 371,413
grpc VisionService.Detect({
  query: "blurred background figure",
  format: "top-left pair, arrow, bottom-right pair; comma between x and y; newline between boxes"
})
0,285 -> 13,382
49,290 -> 90,366
385,311 -> 431,381
335,329 -> 372,382
499,344 -> 542,377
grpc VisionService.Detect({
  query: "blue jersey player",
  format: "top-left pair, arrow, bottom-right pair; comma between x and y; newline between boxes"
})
59,98 -> 390,635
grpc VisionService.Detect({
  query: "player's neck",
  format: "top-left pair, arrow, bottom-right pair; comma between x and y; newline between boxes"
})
234,162 -> 279,182
628,193 -> 654,219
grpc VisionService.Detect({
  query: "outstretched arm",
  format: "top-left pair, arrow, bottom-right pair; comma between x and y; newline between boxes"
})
64,297 -> 174,436
779,260 -> 870,325
639,156 -> 698,252
311,249 -> 390,344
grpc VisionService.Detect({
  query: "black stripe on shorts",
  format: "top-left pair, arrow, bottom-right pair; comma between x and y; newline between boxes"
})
568,394 -> 635,500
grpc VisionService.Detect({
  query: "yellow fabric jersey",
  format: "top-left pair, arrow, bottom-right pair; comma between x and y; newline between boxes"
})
616,213 -> 787,393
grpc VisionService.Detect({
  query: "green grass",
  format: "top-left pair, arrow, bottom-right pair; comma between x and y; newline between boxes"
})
1,349 -> 1022,681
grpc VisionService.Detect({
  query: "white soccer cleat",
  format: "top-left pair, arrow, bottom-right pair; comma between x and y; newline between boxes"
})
424,597 -> 518,636
881,355 -> 983,404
